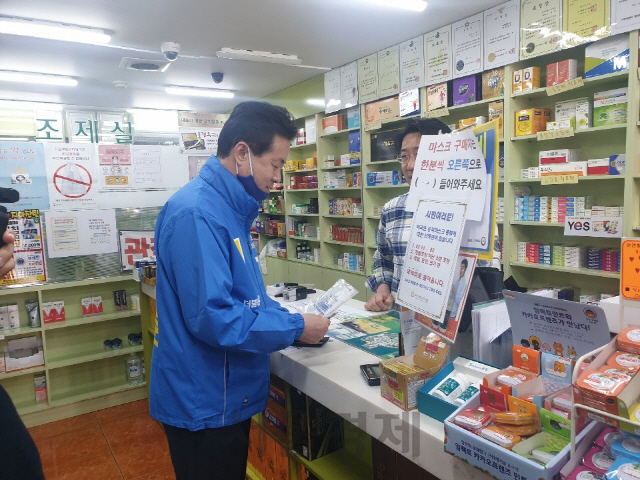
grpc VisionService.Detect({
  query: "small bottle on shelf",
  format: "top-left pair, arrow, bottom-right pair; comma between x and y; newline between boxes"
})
126,353 -> 143,386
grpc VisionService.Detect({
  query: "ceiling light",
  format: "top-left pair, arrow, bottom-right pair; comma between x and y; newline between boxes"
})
365,0 -> 427,11
306,99 -> 326,107
216,48 -> 302,65
0,16 -> 111,44
165,86 -> 234,98
0,71 -> 78,87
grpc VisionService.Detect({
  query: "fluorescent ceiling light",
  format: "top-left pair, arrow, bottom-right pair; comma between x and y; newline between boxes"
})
366,0 -> 427,11
306,99 -> 325,107
0,17 -> 110,44
216,47 -> 302,65
165,86 -> 234,98
0,71 -> 78,87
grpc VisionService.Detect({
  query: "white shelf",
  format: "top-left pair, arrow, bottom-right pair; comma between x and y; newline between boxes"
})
0,365 -> 45,380
44,310 -> 140,330
47,344 -> 145,370
509,175 -> 624,183
509,261 -> 619,279
320,127 -> 358,138
285,188 -> 317,192
289,141 -> 316,150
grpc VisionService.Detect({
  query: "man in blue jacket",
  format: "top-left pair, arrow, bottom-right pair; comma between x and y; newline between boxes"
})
150,101 -> 330,480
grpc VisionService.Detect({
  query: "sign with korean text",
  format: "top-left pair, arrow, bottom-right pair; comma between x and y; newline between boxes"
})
504,290 -> 611,357
98,145 -> 132,188
422,108 -> 449,118
621,239 -> 640,300
35,109 -> 64,142
0,141 -> 50,211
396,199 -> 467,321
414,252 -> 477,344
537,128 -> 575,141
98,112 -> 133,144
0,209 -> 46,286
44,209 -> 118,258
130,145 -> 164,189
546,77 -> 584,96
611,0 -> 640,35
177,112 -> 229,155
563,0 -> 610,48
564,216 -> 623,238
118,230 -> 155,271
66,110 -> 98,143
406,129 -> 486,221
520,0 -> 562,60
44,143 -> 99,209
541,174 -> 578,185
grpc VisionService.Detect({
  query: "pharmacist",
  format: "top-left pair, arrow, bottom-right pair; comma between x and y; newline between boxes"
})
365,118 -> 451,311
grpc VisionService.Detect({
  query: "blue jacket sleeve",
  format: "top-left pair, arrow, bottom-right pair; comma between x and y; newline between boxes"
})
159,210 -> 304,353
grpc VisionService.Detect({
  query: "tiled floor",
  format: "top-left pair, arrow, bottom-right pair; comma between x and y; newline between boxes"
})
28,399 -> 176,480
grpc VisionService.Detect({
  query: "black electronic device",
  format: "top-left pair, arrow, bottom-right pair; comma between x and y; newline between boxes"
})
0,188 -> 19,247
292,336 -> 329,348
360,363 -> 381,386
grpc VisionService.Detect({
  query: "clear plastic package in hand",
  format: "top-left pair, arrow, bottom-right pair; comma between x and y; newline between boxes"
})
304,279 -> 357,317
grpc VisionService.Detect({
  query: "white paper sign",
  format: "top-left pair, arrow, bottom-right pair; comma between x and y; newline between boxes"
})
396,200 -> 467,320
340,62 -> 359,108
400,36 -> 425,92
565,216 -> 624,238
324,69 -> 342,114
484,0 -> 520,68
358,54 -> 379,104
131,145 -> 164,189
452,13 -> 484,78
424,26 -> 453,84
611,0 -> 640,35
44,142 -> 100,209
45,209 -> 119,258
377,46 -> 400,98
520,0 -> 562,59
406,129 -> 487,222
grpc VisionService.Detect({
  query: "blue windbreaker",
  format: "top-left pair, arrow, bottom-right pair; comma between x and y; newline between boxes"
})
149,155 -> 305,430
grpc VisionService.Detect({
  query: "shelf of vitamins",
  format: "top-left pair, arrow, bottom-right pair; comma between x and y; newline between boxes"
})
516,242 -> 620,272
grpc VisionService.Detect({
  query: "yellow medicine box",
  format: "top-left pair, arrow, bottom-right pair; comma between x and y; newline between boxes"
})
515,108 -> 551,136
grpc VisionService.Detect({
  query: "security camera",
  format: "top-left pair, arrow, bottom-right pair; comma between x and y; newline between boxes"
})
161,42 -> 180,62
211,72 -> 224,84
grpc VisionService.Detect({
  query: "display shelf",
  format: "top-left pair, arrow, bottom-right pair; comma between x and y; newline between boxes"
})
367,244 -> 378,249
322,264 -> 367,276
633,226 -> 640,231
509,175 -> 624,183
510,71 -> 628,100
14,400 -> 50,416
287,213 -> 320,217
364,113 -> 420,131
448,96 -> 502,112
292,449 -> 371,480
0,326 -> 42,337
284,168 -> 317,173
260,233 -> 285,238
319,127 -> 359,139
50,381 -> 146,408
369,159 -> 402,165
324,240 -> 364,247
366,215 -> 381,220
44,310 -> 140,330
323,214 -> 362,219
47,344 -> 144,370
322,164 -> 362,170
0,365 -> 45,380
287,258 -> 321,267
510,221 -> 563,227
320,186 -> 362,191
37,275 -> 134,291
285,188 -> 317,193
290,141 -> 316,150
509,261 -> 620,279
288,236 -> 321,242
364,184 -> 409,190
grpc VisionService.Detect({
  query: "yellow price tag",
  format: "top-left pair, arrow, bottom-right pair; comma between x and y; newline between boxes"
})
541,174 -> 579,185
364,121 -> 382,132
422,108 -> 449,119
546,77 -> 584,96
536,128 -> 575,141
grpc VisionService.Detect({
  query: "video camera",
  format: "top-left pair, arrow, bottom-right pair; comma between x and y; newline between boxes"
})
0,187 -> 19,247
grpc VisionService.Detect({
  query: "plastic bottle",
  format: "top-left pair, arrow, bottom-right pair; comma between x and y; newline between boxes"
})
126,353 -> 143,385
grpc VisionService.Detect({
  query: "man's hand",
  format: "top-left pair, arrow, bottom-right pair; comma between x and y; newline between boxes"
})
0,231 -> 15,277
365,284 -> 393,311
298,314 -> 330,343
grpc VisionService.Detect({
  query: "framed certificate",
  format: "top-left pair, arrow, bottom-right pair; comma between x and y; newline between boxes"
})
520,0 -> 562,59
484,0 -> 520,68
358,54 -> 379,104
563,0 -> 610,47
424,26 -> 453,84
378,45 -> 400,98
400,36 -> 424,92
452,13 -> 484,78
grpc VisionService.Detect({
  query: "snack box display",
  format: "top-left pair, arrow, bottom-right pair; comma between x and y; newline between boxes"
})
445,395 -> 595,480
452,74 -> 481,106
417,356 -> 498,422
584,34 -> 630,79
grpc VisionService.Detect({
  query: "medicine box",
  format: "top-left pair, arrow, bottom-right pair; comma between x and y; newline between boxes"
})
512,69 -> 522,93
593,87 -> 628,127
555,99 -> 578,130
557,59 -> 578,84
364,96 -> 400,124
0,306 -> 7,329
346,105 -> 360,129
366,171 -> 401,186
481,68 -> 504,99
587,158 -> 609,175
380,355 -> 434,411
609,154 -> 625,175
417,356 -> 498,422
34,373 -> 47,402
523,66 -> 540,90
426,82 -> 450,111
321,114 -> 346,134
539,149 -> 581,165
539,161 -> 588,176
585,33 -> 630,79
42,301 -> 66,323
452,74 -> 481,105
4,336 -> 44,372
348,130 -> 360,154
488,101 -> 504,140
575,97 -> 592,130
515,108 -> 551,136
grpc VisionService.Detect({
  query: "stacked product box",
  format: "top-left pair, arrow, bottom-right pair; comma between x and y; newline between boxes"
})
515,196 -> 595,222
585,249 -> 620,272
452,74 -> 482,105
330,226 -> 363,244
584,33 -> 630,79
497,197 -> 504,222
336,253 -> 364,272
323,170 -> 347,188
546,59 -> 578,86
366,171 -> 403,186
520,167 -> 540,179
517,243 -> 621,270
328,198 -> 362,216
289,174 -> 318,190
564,246 -> 584,268
552,245 -> 565,267
593,87 -> 628,127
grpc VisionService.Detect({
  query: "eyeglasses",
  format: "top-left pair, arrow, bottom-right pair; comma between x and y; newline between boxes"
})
397,153 -> 418,164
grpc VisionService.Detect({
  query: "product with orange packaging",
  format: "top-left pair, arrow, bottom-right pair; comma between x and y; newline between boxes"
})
484,366 -> 538,398
607,351 -> 640,372
513,345 -> 541,374
523,67 -> 541,90
515,108 -> 551,136
574,366 -> 631,415
617,326 -> 640,354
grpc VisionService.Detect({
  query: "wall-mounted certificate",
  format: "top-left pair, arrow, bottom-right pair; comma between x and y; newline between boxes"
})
324,69 -> 342,114
340,61 -> 359,109
400,36 -> 424,92
520,0 -> 562,59
424,26 -> 453,84
563,0 -> 610,47
611,0 -> 640,35
358,54 -> 379,104
484,0 -> 520,68
452,13 -> 484,78
377,46 -> 400,98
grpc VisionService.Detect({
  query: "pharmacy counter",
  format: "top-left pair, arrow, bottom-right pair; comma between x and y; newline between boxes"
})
270,298 -> 485,479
